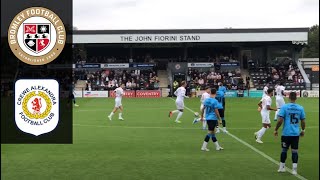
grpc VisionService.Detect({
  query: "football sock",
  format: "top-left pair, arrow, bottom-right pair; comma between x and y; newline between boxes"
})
292,150 -> 298,163
211,134 -> 217,142
73,99 -> 76,104
279,162 -> 286,169
119,113 -> 123,118
109,112 -> 114,117
176,112 -> 183,121
202,141 -> 208,149
292,163 -> 298,169
172,110 -> 179,114
257,127 -> 267,139
222,120 -> 226,127
204,134 -> 210,142
281,148 -> 288,163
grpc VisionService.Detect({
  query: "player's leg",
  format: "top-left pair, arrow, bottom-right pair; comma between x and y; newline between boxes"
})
108,107 -> 118,120
174,101 -> 184,123
169,101 -> 181,117
255,113 -> 270,143
201,120 -> 214,151
220,109 -> 227,133
202,106 -> 207,130
108,99 -> 119,120
291,136 -> 300,175
118,105 -> 124,120
274,98 -> 280,121
278,136 -> 289,172
211,120 -> 223,150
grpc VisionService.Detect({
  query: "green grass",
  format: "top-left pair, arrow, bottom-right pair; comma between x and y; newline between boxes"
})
1,97 -> 319,180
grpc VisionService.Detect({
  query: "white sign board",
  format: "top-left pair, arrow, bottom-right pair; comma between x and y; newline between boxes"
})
83,91 -> 109,98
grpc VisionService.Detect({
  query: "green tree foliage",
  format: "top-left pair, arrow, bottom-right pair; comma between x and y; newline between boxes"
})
304,25 -> 319,58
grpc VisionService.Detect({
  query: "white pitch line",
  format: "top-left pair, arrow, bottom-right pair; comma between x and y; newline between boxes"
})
169,98 -> 308,180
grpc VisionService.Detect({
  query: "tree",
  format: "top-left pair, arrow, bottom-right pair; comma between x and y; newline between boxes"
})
303,25 -> 319,58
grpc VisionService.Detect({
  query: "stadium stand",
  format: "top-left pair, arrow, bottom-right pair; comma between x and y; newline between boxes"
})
249,57 -> 306,90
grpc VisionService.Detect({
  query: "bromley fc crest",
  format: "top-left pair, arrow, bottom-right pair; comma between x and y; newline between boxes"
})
15,79 -> 59,136
8,7 -> 66,65
23,24 -> 51,54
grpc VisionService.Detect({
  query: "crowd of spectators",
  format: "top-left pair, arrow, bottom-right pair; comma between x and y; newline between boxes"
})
74,69 -> 159,91
184,68 -> 246,91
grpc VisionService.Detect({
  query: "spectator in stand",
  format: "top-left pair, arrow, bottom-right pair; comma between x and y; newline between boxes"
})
126,81 -> 132,89
273,73 -> 280,80
288,73 -> 293,81
228,71 -> 233,78
298,75 -> 304,84
198,77 -> 204,86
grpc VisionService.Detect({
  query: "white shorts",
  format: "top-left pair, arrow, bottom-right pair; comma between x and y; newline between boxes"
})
276,96 -> 285,109
176,100 -> 184,110
261,112 -> 270,124
115,99 -> 122,108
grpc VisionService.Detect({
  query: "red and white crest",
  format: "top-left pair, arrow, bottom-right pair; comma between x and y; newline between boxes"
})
23,23 -> 51,54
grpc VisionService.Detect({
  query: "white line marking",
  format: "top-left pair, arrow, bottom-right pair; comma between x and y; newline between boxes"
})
169,98 -> 308,180
73,124 -> 318,130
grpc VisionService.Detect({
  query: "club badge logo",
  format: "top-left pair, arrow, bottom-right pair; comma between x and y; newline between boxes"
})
15,79 -> 59,136
8,7 -> 66,65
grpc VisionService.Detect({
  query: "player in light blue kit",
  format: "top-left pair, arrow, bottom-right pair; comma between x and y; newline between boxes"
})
274,92 -> 306,175
200,88 -> 224,151
215,88 -> 227,133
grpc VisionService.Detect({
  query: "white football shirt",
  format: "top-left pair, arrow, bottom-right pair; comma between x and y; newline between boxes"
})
114,87 -> 124,100
201,92 -> 210,104
175,87 -> 186,102
261,96 -> 272,114
262,86 -> 268,98
276,85 -> 285,97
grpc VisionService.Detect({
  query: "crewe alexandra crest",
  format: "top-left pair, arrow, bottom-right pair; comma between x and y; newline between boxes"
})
23,24 -> 51,54
15,79 -> 59,136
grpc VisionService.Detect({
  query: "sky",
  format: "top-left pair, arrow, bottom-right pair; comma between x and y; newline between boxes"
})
73,0 -> 319,30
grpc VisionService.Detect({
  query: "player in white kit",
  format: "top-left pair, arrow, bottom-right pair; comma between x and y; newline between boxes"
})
254,88 -> 277,143
169,81 -> 189,123
274,82 -> 285,121
108,84 -> 125,121
193,86 -> 211,129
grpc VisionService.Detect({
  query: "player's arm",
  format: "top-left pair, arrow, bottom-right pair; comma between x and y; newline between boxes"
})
281,90 -> 285,96
214,108 -> 222,122
300,107 -> 306,137
174,89 -> 178,96
274,117 -> 284,136
257,101 -> 262,108
183,90 -> 189,98
267,105 -> 277,111
274,107 -> 285,136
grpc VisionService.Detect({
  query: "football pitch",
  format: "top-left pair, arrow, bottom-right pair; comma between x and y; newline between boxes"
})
1,97 -> 319,180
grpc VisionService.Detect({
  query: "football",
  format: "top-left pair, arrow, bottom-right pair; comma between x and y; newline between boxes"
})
194,112 -> 199,117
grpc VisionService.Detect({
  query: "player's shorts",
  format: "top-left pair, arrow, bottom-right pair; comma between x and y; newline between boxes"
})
176,100 -> 184,110
281,136 -> 300,149
276,96 -> 285,109
218,109 -> 224,118
206,120 -> 218,131
115,99 -> 122,108
261,112 -> 270,124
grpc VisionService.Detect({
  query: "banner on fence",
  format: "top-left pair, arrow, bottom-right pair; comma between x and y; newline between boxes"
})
245,90 -> 263,98
74,91 -> 83,97
83,91 -> 109,98
109,90 -> 136,98
136,90 -> 161,98
188,63 -> 214,68
301,90 -> 319,97
225,90 -> 237,97
102,63 -> 129,68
